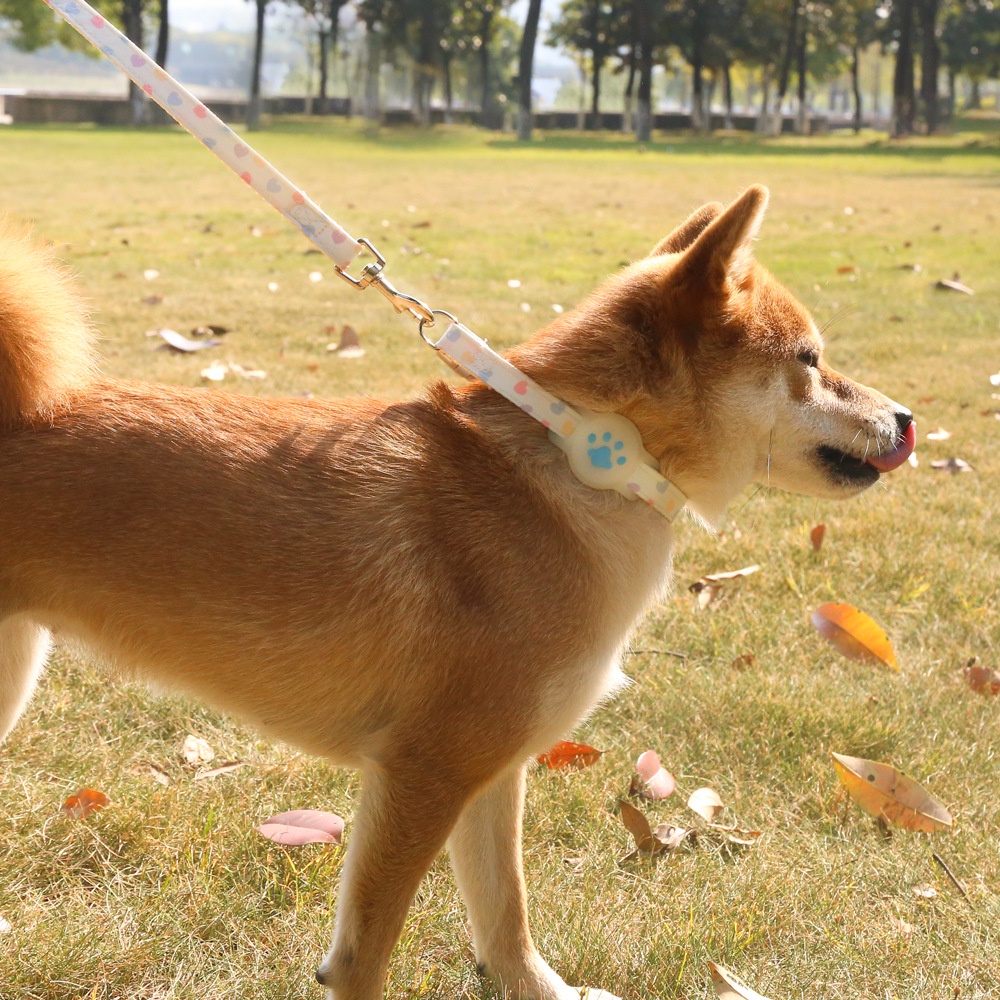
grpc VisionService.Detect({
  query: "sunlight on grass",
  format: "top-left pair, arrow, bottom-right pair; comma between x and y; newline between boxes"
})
0,122 -> 997,999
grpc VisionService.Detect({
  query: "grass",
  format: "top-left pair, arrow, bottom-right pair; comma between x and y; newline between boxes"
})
0,121 -> 998,1000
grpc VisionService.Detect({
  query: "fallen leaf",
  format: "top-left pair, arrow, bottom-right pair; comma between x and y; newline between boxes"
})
618,800 -> 694,858
228,362 -> 267,380
963,660 -> 1000,697
143,268 -> 160,281
709,961 -> 773,1000
256,809 -> 344,845
190,324 -> 230,337
507,278 -> 522,289
831,752 -> 953,832
634,750 -> 676,800
930,457 -> 973,473
537,740 -> 603,770
148,764 -> 170,786
0,915 -> 11,935
62,788 -> 110,819
811,602 -> 899,670
689,564 -> 760,609
181,734 -> 215,765
990,372 -> 1000,387
308,271 -> 323,283
731,653 -> 756,671
810,523 -> 826,551
619,798 -> 658,854
328,324 -> 365,359
912,882 -> 938,899
156,329 -> 220,352
687,787 -> 724,823
201,359 -> 228,382
890,915 -> 915,937
142,294 -> 164,306
836,264 -> 858,274
926,427 -> 952,441
935,278 -> 974,295
194,761 -> 247,781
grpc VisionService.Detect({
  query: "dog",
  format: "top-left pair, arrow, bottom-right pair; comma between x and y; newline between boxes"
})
0,185 -> 914,1000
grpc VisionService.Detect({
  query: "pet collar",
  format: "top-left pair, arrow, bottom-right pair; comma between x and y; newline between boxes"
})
431,322 -> 686,521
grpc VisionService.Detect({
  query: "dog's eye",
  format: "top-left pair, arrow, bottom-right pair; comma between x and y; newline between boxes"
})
797,349 -> 819,368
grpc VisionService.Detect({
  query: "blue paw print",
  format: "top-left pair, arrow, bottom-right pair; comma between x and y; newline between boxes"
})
587,431 -> 627,470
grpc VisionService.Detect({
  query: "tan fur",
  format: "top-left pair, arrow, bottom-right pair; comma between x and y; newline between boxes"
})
0,188 -> 911,1000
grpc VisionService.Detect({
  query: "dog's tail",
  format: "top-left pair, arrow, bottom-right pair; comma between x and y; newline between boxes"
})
0,217 -> 98,429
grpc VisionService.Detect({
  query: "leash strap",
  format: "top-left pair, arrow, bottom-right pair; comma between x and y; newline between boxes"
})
434,323 -> 686,521
43,0 -> 685,522
43,0 -> 361,270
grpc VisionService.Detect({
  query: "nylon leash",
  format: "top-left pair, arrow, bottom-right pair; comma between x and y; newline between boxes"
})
42,0 -> 686,521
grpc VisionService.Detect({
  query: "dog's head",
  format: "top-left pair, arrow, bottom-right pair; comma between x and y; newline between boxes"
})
516,185 -> 914,525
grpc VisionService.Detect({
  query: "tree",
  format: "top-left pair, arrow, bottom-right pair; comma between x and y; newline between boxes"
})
247,0 -> 267,130
548,1 -> 617,122
634,0 -> 654,141
891,0 -> 917,135
941,0 -> 1000,111
915,0 -> 942,132
516,0 -> 543,139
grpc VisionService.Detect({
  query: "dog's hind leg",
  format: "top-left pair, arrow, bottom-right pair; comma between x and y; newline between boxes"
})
448,762 -> 595,1000
315,757 -> 477,1000
0,616 -> 51,744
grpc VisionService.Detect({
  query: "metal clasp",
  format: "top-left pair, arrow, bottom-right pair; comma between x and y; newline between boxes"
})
334,237 -> 435,326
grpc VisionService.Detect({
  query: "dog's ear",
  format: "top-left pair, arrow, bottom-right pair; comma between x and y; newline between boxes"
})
649,202 -> 724,256
671,185 -> 769,292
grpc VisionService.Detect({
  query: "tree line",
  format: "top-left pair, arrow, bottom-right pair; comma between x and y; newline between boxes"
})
1,0 -> 998,136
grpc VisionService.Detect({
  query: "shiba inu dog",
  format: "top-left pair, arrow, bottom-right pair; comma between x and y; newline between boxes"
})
0,186 -> 914,1000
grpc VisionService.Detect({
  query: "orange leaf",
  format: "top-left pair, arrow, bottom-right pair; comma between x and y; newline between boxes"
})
963,661 -> 1000,697
810,523 -> 826,551
831,752 -> 952,832
62,788 -> 110,819
811,602 -> 899,670
537,740 -> 603,771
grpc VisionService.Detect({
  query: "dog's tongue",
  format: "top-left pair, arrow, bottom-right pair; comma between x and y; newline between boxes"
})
866,421 -> 916,473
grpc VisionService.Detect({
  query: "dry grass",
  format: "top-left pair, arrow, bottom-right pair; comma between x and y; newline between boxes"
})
0,121 -> 997,999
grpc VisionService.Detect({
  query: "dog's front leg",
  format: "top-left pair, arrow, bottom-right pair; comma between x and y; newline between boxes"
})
316,760 -> 473,1000
448,763 -> 618,1000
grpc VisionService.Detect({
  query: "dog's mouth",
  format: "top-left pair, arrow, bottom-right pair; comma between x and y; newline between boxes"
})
817,421 -> 916,484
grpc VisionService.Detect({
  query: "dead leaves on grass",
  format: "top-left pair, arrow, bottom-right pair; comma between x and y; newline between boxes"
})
811,602 -> 899,670
831,752 -> 953,833
61,787 -> 110,820
709,962 -> 774,1000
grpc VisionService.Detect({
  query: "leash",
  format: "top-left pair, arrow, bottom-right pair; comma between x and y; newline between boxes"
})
42,0 -> 686,522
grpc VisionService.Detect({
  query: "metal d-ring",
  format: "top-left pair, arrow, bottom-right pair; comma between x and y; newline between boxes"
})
418,309 -> 458,348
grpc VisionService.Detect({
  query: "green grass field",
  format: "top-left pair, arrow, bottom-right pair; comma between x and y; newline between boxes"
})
0,121 -> 997,1000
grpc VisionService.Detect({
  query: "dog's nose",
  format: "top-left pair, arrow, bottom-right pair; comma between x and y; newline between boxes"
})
895,408 -> 913,433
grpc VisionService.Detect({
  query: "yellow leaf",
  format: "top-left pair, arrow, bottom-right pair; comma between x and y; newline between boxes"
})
831,752 -> 952,832
811,602 -> 899,670
709,962 -> 774,1000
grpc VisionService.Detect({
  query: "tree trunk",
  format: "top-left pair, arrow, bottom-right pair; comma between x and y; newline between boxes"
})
721,62 -> 734,130
247,0 -> 266,131
121,0 -> 148,125
155,0 -> 169,69
517,0 -> 542,141
363,21 -> 381,126
479,8 -> 495,128
635,0 -> 653,142
795,21 -> 808,134
591,52 -> 603,119
891,0 -> 916,136
756,65 -> 772,132
622,47 -> 636,133
851,43 -> 863,132
916,0 -> 941,133
773,0 -> 800,134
